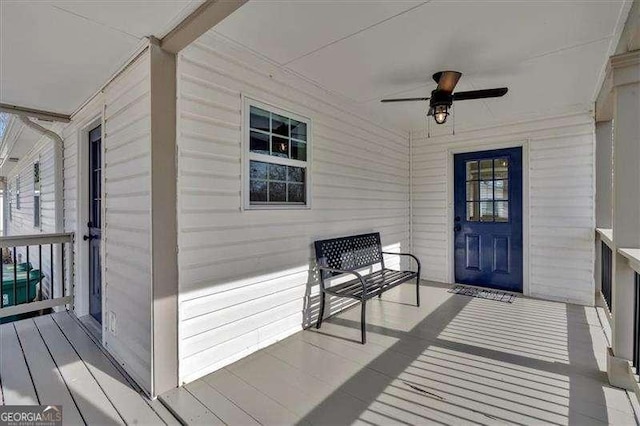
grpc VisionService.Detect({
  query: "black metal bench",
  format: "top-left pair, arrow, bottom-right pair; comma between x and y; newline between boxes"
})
314,232 -> 421,344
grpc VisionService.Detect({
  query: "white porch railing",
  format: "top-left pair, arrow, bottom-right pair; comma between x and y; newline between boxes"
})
0,232 -> 74,319
595,228 -> 640,394
618,248 -> 640,376
596,228 -> 614,313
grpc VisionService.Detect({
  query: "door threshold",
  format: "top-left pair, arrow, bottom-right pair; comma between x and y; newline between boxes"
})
78,314 -> 102,341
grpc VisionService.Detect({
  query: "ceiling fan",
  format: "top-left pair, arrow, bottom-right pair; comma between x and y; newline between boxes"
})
381,71 -> 508,125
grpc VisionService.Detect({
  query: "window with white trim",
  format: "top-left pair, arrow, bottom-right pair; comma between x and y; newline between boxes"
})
33,161 -> 41,228
15,176 -> 20,210
244,99 -> 310,209
7,182 -> 12,222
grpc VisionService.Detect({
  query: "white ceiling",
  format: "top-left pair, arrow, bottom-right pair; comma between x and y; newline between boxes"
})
0,0 -> 204,115
215,0 -> 631,132
0,116 -> 54,177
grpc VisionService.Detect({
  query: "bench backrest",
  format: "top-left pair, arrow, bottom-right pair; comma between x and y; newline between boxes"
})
314,233 -> 383,279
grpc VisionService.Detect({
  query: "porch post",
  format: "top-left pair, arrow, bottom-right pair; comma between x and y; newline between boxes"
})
608,50 -> 640,389
595,121 -> 613,229
149,38 -> 178,397
594,121 -> 613,299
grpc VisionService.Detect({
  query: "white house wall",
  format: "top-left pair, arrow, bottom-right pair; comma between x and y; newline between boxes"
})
177,31 -> 410,384
102,51 -> 153,394
6,137 -> 57,297
411,112 -> 596,305
61,95 -> 102,317
59,50 -> 153,395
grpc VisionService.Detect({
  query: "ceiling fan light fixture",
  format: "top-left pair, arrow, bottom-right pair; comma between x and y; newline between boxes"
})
433,104 -> 449,124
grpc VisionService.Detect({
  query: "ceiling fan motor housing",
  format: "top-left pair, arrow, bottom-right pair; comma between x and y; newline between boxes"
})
430,89 -> 453,109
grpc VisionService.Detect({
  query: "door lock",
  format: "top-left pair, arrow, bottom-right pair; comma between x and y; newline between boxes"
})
454,224 -> 461,232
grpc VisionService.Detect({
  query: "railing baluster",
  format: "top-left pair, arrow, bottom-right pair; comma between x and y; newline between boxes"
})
12,247 -> 17,308
26,245 -> 30,302
1,255 -> 3,309
50,243 -> 54,301
634,272 -> 640,373
601,242 -> 613,312
39,244 -> 42,301
61,242 -> 65,300
25,246 -> 31,303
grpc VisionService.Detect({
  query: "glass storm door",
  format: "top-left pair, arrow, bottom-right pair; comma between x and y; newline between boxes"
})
88,125 -> 102,323
453,147 -> 523,292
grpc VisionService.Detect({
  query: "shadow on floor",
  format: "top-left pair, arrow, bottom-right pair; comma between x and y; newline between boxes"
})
294,282 -> 633,425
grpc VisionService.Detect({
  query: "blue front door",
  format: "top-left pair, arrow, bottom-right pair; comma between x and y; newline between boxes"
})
454,147 -> 523,292
88,125 -> 102,323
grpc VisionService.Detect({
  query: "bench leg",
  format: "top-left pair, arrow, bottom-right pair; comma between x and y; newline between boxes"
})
361,300 -> 367,344
316,292 -> 326,329
416,272 -> 421,307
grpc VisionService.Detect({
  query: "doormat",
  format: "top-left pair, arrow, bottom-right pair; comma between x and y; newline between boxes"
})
448,285 -> 517,303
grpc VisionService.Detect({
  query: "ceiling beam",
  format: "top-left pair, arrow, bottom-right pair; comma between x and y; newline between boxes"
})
0,103 -> 70,123
160,0 -> 247,54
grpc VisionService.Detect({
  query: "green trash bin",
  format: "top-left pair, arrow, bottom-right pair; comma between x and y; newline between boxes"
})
2,265 -> 45,307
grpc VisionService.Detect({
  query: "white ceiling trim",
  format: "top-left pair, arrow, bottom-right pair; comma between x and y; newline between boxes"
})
71,40 -> 150,119
591,0 -> 634,103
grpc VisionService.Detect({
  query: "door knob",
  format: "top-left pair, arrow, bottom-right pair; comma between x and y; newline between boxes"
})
83,235 -> 95,241
454,224 -> 461,232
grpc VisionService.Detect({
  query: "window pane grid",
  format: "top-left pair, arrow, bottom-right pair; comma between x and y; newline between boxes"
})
250,161 -> 306,204
249,107 -> 307,162
465,157 -> 509,222
248,104 -> 309,207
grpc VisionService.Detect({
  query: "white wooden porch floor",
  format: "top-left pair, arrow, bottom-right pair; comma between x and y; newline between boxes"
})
162,281 -> 637,426
0,311 -> 179,425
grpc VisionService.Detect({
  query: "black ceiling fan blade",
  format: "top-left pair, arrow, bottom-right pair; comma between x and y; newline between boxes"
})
433,71 -> 462,93
380,97 -> 430,103
452,88 -> 508,101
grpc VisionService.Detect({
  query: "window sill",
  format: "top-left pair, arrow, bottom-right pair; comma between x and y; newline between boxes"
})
244,204 -> 311,211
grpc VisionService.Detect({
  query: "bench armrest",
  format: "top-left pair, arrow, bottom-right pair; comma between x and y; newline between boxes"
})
381,252 -> 421,271
318,266 -> 368,298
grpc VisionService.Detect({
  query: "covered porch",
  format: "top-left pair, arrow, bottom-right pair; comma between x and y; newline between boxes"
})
0,0 -> 639,424
161,281 -> 635,425
0,281 -> 636,424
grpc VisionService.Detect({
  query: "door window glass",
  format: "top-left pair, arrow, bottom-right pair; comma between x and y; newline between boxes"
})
465,157 -> 509,222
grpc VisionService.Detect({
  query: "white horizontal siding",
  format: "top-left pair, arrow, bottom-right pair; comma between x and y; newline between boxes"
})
58,51 -> 153,395
6,138 -> 57,298
411,113 -> 595,305
103,51 -> 152,393
61,95 -> 103,319
177,32 -> 410,383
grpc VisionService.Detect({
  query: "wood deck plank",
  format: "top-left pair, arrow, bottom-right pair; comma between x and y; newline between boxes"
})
184,380 -> 260,425
33,315 -> 124,425
159,386 -> 224,425
50,311 -> 167,425
148,397 -> 183,426
13,319 -> 84,425
227,351 -> 376,425
0,323 -> 38,405
201,368 -> 300,425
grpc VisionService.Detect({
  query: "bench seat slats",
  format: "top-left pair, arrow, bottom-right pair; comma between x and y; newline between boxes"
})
325,269 -> 417,300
